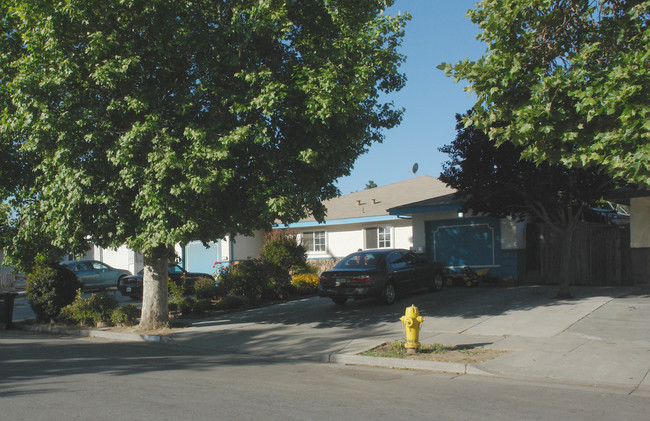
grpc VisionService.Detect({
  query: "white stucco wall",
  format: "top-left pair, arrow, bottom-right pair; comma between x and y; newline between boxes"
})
631,197 -> 650,248
229,232 -> 265,261
295,218 -> 413,260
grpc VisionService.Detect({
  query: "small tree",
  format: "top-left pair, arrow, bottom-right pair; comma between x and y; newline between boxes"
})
440,113 -> 614,297
365,180 -> 378,189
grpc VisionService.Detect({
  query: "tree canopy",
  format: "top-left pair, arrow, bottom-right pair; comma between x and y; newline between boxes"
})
439,0 -> 650,187
1,0 -> 409,328
440,112 -> 615,297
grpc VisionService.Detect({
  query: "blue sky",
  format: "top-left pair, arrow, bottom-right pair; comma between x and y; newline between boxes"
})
335,0 -> 487,194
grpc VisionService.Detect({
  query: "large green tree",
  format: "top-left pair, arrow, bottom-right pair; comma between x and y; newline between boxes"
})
440,113 -> 614,297
439,0 -> 650,186
1,0 -> 409,329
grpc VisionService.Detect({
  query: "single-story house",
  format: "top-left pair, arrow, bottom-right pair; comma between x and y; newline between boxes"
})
85,176 -> 526,279
387,193 -> 526,281
278,176 -> 456,271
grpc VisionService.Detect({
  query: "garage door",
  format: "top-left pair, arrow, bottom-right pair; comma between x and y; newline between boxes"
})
425,217 -> 501,268
184,241 -> 221,275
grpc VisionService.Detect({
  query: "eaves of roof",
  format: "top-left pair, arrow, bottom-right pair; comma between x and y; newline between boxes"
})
388,193 -> 465,215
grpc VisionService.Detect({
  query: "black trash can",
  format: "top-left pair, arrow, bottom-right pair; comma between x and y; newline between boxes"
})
0,292 -> 18,329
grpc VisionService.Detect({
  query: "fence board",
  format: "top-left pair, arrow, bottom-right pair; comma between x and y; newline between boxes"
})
524,222 -> 631,285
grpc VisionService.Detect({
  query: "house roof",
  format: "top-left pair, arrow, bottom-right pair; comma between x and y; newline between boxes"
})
604,187 -> 650,205
388,192 -> 464,215
286,176 -> 455,228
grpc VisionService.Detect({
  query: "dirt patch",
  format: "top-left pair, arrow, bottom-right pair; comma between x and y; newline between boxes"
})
360,341 -> 511,364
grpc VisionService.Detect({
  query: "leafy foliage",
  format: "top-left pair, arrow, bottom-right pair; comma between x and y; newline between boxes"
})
439,0 -> 650,186
365,180 -> 378,189
261,231 -> 307,288
217,260 -> 268,303
440,113 -> 614,224
59,290 -> 120,326
25,258 -> 82,322
1,0 -> 409,329
194,276 -> 224,300
439,112 -> 615,296
110,304 -> 140,327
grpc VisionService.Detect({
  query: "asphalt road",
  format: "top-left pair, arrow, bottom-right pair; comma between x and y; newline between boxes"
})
1,329 -> 648,421
3,285 -> 650,419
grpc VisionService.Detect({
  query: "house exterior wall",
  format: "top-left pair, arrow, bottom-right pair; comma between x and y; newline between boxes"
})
630,197 -> 650,248
89,245 -> 140,275
630,197 -> 650,283
180,232 -> 264,275
411,211 -> 526,280
293,218 -> 413,262
229,232 -> 265,262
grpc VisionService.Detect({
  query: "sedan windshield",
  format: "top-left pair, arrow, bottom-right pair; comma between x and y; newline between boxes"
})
336,252 -> 384,269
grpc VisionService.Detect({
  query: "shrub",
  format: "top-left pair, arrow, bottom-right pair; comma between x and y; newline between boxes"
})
217,260 -> 268,303
261,232 -> 307,288
194,276 -> 223,300
177,297 -> 195,314
291,273 -> 320,289
293,263 -> 320,275
213,294 -> 246,311
58,290 -> 119,326
26,258 -> 83,322
110,304 -> 140,326
169,278 -> 185,300
193,298 -> 212,314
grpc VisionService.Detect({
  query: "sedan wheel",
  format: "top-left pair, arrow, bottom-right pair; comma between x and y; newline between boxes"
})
430,273 -> 443,292
331,297 -> 347,305
382,281 -> 397,305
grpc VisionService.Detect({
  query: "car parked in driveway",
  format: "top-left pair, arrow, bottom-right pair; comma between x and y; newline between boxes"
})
118,263 -> 213,299
61,260 -> 131,291
318,249 -> 445,305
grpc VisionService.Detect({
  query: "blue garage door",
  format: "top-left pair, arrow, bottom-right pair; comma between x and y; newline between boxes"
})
425,218 -> 501,268
184,241 -> 221,275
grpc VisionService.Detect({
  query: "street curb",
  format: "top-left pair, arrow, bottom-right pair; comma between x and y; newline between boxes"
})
329,352 -> 495,376
16,323 -> 165,343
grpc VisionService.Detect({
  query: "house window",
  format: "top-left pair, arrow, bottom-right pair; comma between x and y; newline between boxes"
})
365,227 -> 392,249
303,231 -> 326,252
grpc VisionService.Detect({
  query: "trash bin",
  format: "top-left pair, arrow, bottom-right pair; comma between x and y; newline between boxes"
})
0,292 -> 18,329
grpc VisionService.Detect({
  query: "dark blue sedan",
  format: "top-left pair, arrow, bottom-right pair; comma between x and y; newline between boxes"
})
318,249 -> 445,305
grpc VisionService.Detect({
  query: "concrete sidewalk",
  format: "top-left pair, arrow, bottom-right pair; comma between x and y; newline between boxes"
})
13,285 -> 650,395
334,286 -> 650,395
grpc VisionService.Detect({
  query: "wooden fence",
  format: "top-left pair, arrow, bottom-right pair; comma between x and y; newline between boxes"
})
524,222 -> 632,285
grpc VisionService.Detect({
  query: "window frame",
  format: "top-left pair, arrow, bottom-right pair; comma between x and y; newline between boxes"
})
302,231 -> 326,253
365,226 -> 392,249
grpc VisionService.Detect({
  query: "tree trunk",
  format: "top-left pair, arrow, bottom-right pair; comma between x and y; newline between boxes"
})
137,245 -> 170,331
556,226 -> 575,299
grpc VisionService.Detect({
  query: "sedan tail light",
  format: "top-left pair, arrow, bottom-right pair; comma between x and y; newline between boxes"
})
349,276 -> 371,285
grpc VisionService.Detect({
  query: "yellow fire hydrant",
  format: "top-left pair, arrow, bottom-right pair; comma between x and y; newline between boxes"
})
400,305 -> 424,354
